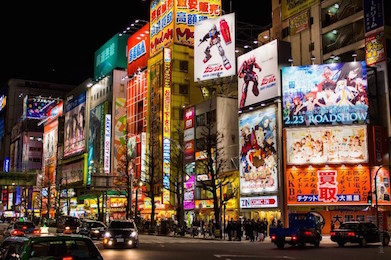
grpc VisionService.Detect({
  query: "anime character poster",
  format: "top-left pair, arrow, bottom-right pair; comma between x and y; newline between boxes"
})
194,13 -> 236,81
282,61 -> 368,126
64,93 -> 86,157
239,105 -> 278,195
237,40 -> 280,108
286,125 -> 368,165
43,120 -> 58,186
371,167 -> 391,205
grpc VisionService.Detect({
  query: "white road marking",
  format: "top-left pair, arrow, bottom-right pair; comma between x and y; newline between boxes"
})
214,255 -> 296,259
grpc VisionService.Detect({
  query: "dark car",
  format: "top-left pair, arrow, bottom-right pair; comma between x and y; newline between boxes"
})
3,221 -> 40,238
0,234 -> 103,260
78,220 -> 107,239
56,215 -> 81,234
330,221 -> 390,247
103,219 -> 139,249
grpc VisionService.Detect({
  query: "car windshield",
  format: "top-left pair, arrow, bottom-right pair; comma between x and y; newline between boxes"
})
29,239 -> 102,260
64,218 -> 79,226
0,240 -> 25,259
109,221 -> 135,229
14,222 -> 35,229
340,223 -> 359,229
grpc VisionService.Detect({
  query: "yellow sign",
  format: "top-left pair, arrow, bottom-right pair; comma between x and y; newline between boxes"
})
150,0 -> 174,56
281,0 -> 318,20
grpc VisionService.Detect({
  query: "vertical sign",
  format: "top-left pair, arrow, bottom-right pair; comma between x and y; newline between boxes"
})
184,107 -> 195,163
163,48 -> 171,204
3,157 -> 9,172
364,0 -> 384,34
141,132 -> 147,182
104,115 -> 111,174
150,0 -> 174,56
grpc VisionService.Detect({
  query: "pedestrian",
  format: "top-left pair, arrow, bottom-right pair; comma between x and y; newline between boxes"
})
227,219 -> 233,241
236,219 -> 242,241
263,218 -> 268,238
249,219 -> 255,242
277,219 -> 283,228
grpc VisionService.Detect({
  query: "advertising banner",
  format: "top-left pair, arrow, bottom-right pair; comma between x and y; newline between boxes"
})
289,11 -> 309,36
127,23 -> 150,76
174,0 -> 221,46
237,40 -> 280,108
240,195 -> 278,209
281,0 -> 318,20
61,160 -> 84,185
141,132 -> 147,182
184,106 -> 195,163
114,98 -> 127,186
163,48 -> 171,204
104,114 -> 111,174
64,93 -> 86,157
239,106 -> 278,195
365,31 -> 385,66
286,125 -> 368,165
43,120 -> 58,185
372,167 -> 391,205
24,96 -> 60,120
184,175 -> 195,210
194,13 -> 236,81
282,61 -> 368,126
150,0 -> 174,57
286,165 -> 371,205
364,0 -> 384,34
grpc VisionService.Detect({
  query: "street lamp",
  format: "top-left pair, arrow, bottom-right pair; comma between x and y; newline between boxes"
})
374,165 -> 385,227
135,180 -> 143,221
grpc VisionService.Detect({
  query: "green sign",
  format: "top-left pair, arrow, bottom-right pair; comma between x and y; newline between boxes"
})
94,34 -> 129,80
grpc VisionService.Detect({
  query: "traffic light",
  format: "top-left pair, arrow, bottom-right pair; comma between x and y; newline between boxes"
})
367,191 -> 372,204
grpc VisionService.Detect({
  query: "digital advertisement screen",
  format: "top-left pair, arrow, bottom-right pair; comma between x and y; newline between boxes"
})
239,105 -> 278,195
282,62 -> 368,126
286,125 -> 368,165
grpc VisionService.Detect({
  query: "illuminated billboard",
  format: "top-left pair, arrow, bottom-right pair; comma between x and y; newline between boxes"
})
286,165 -> 371,205
24,96 -> 60,120
282,61 -> 368,126
150,0 -> 174,56
64,93 -> 86,157
239,105 -> 278,195
43,120 -> 58,185
286,125 -> 368,165
372,167 -> 391,205
281,0 -> 318,20
174,0 -> 221,46
127,23 -> 150,76
237,40 -> 280,108
184,175 -> 195,210
194,13 -> 236,81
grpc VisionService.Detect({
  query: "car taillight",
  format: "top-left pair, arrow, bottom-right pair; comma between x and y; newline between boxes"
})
12,230 -> 25,236
347,232 -> 355,237
292,235 -> 298,241
22,226 -> 28,230
33,229 -> 41,235
304,231 -> 312,236
271,235 -> 276,241
330,232 -> 336,236
62,257 -> 73,260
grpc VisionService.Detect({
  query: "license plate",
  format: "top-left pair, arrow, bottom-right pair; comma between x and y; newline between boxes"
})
117,238 -> 124,242
285,237 -> 292,241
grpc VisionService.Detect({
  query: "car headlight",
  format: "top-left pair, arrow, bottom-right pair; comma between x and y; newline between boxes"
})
104,232 -> 112,238
93,230 -> 100,234
130,231 -> 137,237
65,226 -> 70,230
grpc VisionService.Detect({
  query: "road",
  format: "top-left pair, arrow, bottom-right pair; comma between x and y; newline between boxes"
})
96,234 -> 391,260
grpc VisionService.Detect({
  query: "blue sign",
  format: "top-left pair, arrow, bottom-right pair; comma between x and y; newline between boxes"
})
3,157 -> 9,172
364,0 -> 384,34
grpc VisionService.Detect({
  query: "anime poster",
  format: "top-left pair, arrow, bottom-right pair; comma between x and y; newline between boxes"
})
282,61 -> 368,126
43,120 -> 58,186
114,98 -> 127,186
237,40 -> 280,108
194,13 -> 236,81
286,126 -> 368,165
372,167 -> 391,205
286,166 -> 371,205
64,93 -> 86,157
239,106 -> 278,195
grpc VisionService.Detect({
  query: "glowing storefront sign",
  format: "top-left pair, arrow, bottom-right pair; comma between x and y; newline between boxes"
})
240,195 -> 278,209
127,23 -> 150,75
286,165 -> 371,205
282,62 -> 368,126
150,0 -> 174,56
162,48 -> 171,204
104,114 -> 111,174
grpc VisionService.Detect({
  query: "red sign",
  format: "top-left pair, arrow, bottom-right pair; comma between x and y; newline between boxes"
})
127,23 -> 150,76
240,196 -> 278,209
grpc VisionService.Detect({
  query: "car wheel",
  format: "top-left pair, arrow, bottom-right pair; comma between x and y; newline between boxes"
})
359,238 -> 367,247
276,241 -> 284,249
382,236 -> 390,246
314,239 -> 320,248
337,242 -> 345,247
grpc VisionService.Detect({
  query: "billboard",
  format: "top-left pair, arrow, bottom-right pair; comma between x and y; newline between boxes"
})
237,40 -> 280,108
282,62 -> 368,126
184,106 -> 195,163
372,167 -> 391,205
240,195 -> 278,209
24,96 -> 60,120
150,0 -> 174,56
281,0 -> 318,20
365,31 -> 385,66
174,0 -> 221,46
364,0 -> 384,34
127,23 -> 150,76
286,165 -> 371,205
184,175 -> 195,210
43,120 -> 58,185
286,125 -> 368,165
64,93 -> 86,157
163,48 -> 171,204
194,13 -> 236,81
114,98 -> 127,186
239,105 -> 278,195
61,160 -> 84,185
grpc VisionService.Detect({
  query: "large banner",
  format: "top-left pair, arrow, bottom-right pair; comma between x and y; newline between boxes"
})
194,13 -> 236,81
43,120 -> 58,185
287,165 -> 371,205
64,93 -> 86,157
237,40 -> 280,108
24,96 -> 60,120
282,61 -> 368,126
114,98 -> 127,186
184,175 -> 195,210
281,0 -> 318,20
372,167 -> 391,205
239,105 -> 278,195
127,23 -> 150,76
286,125 -> 368,165
150,0 -> 174,57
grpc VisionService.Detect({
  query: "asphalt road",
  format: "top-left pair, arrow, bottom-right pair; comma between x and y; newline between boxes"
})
96,234 -> 391,260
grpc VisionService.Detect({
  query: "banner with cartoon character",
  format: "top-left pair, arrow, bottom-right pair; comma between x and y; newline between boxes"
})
239,105 -> 278,195
282,61 -> 368,126
286,125 -> 368,165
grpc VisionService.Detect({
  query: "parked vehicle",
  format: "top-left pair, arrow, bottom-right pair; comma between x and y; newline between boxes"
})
0,234 -> 103,260
56,215 -> 80,234
78,219 -> 107,239
3,221 -> 40,238
103,219 -> 139,249
270,212 -> 323,249
330,221 -> 390,247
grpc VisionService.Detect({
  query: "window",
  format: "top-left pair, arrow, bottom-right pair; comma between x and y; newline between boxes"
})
179,84 -> 189,95
196,114 -> 205,127
195,138 -> 205,151
137,101 -> 143,114
179,60 -> 188,72
207,110 -> 216,124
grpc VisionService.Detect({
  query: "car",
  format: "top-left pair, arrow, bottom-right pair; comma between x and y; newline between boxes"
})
103,219 -> 139,249
0,234 -> 103,260
56,215 -> 81,234
3,221 -> 40,238
330,221 -> 390,247
78,219 -> 107,239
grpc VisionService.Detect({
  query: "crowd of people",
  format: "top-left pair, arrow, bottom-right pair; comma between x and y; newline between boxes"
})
225,218 -> 282,241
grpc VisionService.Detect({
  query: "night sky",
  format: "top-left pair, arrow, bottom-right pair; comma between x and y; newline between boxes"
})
1,1 -> 271,88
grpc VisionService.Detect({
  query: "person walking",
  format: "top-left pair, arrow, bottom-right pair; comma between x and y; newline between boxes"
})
249,219 -> 255,242
226,218 -> 233,241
